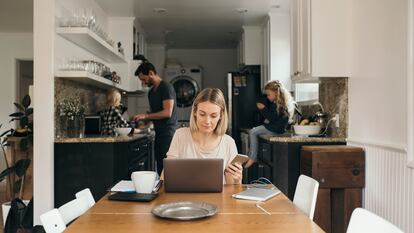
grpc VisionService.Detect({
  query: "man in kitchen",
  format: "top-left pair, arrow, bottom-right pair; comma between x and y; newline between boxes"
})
133,61 -> 178,175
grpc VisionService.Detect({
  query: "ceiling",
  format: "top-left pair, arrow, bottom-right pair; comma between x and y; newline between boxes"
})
0,0 -> 33,32
0,0 -> 289,47
96,0 -> 290,49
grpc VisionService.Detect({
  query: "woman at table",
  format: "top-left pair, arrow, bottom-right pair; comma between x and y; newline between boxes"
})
166,88 -> 243,184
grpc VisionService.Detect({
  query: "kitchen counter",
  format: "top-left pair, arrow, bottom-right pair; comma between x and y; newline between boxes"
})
55,133 -> 152,143
259,134 -> 346,143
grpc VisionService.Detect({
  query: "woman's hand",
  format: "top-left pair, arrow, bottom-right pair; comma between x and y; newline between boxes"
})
225,163 -> 243,184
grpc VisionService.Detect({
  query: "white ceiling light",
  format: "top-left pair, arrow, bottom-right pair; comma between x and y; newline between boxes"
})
236,8 -> 248,13
153,8 -> 168,13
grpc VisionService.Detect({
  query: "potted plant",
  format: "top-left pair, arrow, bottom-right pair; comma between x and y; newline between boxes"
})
58,96 -> 86,138
0,95 -> 33,224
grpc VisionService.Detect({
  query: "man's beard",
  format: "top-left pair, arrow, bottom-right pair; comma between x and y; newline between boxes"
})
145,81 -> 153,87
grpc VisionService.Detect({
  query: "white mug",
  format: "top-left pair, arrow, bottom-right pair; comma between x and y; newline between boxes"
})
131,171 -> 157,194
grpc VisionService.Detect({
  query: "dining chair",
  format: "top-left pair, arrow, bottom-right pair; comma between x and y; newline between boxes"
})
346,208 -> 403,233
75,188 -> 95,208
40,188 -> 95,233
293,174 -> 319,220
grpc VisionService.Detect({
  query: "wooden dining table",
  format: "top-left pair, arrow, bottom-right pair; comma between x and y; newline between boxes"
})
65,185 -> 324,233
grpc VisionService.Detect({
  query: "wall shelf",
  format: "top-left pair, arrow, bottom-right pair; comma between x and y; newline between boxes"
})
56,27 -> 126,63
55,71 -> 127,91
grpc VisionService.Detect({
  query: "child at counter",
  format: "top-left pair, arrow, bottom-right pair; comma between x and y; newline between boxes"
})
100,89 -> 130,135
245,80 -> 295,168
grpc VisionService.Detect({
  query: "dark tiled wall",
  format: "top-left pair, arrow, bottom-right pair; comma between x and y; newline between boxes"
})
318,77 -> 348,138
55,79 -> 106,136
297,77 -> 348,138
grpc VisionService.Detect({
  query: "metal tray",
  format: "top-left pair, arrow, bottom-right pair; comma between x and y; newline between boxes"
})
151,202 -> 218,220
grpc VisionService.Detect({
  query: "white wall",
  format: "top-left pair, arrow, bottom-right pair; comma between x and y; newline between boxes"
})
348,0 -> 413,232
0,32 -> 33,170
34,0 -> 55,224
166,49 -> 237,95
349,0 -> 407,144
147,43 -> 166,75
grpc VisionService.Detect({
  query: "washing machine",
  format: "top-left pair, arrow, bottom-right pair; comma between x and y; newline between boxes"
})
164,67 -> 202,127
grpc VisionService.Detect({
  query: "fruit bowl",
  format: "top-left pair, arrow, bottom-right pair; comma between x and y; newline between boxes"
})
293,125 -> 321,136
115,127 -> 132,136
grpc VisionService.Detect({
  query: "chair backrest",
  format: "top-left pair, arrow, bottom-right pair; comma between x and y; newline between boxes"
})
75,188 -> 95,208
40,209 -> 66,233
346,208 -> 404,233
293,174 -> 319,220
40,189 -> 95,233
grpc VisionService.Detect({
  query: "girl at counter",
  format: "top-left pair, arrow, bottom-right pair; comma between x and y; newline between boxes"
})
245,80 -> 295,167
100,89 -> 130,135
166,88 -> 243,184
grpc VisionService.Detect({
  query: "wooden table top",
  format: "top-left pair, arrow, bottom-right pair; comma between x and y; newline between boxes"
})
65,185 -> 324,233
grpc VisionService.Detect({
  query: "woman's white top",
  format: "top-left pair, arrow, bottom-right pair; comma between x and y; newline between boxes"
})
167,127 -> 238,174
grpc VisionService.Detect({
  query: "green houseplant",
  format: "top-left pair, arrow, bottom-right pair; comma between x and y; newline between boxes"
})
0,94 -> 33,200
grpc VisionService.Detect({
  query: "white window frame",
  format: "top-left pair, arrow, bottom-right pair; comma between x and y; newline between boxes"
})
408,0 -> 414,168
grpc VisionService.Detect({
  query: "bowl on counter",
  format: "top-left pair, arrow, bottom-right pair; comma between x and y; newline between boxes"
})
293,125 -> 321,136
115,127 -> 133,136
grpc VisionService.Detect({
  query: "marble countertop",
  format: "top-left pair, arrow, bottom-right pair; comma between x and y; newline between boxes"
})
55,133 -> 152,143
259,134 -> 346,143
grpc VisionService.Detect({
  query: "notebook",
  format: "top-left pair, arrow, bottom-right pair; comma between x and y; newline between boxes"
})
108,192 -> 158,202
232,187 -> 281,201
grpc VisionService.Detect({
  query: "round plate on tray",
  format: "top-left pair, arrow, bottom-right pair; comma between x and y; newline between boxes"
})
151,202 -> 218,220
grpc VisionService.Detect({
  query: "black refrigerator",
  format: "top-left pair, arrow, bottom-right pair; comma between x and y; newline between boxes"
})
227,65 -> 263,150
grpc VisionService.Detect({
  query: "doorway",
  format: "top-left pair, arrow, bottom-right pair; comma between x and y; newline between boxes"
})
16,60 -> 33,104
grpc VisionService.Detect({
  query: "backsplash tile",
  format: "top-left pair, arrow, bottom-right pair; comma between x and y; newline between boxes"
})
296,77 -> 348,138
55,79 -> 106,136
318,77 -> 348,138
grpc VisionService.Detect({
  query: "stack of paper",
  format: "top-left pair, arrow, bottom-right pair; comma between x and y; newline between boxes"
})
110,180 -> 135,192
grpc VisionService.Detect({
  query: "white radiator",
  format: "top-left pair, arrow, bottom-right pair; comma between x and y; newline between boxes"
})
347,138 -> 414,233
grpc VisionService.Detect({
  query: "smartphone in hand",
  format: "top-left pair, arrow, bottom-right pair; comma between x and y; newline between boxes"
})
231,154 -> 250,166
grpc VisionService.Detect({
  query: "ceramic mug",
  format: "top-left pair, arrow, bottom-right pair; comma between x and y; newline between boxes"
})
131,171 -> 157,193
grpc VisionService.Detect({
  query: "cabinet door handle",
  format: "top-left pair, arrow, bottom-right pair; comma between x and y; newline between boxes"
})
320,178 -> 325,183
262,148 -> 267,152
138,162 -> 145,166
133,147 -> 140,152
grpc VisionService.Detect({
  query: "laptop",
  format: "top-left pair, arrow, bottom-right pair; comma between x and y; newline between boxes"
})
163,158 -> 223,193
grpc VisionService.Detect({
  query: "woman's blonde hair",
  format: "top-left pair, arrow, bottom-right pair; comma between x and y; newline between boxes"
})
189,88 -> 229,136
264,80 -> 295,123
107,89 -> 121,107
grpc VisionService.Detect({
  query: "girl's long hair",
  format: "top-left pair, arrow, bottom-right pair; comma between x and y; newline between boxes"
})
264,80 -> 295,123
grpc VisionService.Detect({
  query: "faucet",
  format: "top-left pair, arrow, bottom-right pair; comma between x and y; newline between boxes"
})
312,101 -> 325,113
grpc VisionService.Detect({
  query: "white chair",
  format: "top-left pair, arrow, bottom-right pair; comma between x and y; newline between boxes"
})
75,188 -> 95,208
346,208 -> 404,233
40,188 -> 95,233
293,174 -> 319,220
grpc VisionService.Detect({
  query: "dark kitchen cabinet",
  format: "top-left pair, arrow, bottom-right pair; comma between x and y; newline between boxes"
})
250,137 -> 345,200
54,136 -> 154,207
301,145 -> 365,233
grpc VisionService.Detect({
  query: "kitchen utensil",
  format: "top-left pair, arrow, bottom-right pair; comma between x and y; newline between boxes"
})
151,202 -> 218,220
314,111 -> 328,128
